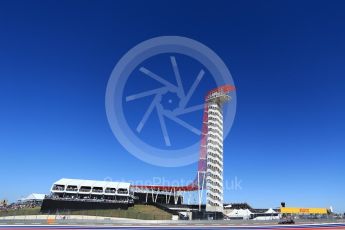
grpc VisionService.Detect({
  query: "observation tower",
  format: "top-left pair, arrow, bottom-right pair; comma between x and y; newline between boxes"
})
132,85 -> 235,212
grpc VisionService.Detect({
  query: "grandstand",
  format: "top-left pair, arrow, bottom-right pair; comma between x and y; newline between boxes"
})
41,178 -> 132,212
41,178 -> 183,212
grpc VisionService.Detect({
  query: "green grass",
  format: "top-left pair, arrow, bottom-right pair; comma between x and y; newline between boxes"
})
0,207 -> 41,217
0,205 -> 171,220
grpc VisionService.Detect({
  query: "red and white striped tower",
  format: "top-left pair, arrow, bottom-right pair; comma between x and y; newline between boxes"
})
131,85 -> 235,213
205,85 -> 234,212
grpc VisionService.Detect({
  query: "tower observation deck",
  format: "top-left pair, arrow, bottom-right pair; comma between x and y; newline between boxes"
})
132,85 -> 235,212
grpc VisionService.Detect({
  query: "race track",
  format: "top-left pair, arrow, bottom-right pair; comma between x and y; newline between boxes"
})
1,223 -> 345,230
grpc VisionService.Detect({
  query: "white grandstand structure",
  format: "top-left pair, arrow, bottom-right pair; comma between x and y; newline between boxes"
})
50,178 -> 131,202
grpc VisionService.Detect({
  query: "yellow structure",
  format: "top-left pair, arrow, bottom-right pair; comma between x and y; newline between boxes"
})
281,207 -> 328,215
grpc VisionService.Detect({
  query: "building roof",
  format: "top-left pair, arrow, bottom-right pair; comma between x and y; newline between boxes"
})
52,178 -> 130,190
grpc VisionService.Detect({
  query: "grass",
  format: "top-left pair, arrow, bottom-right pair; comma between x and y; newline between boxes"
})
0,205 -> 172,220
0,207 -> 41,217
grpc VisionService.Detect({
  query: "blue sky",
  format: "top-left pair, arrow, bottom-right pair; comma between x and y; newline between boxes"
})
0,0 -> 345,212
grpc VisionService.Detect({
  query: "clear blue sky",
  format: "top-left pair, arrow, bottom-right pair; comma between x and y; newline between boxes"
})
0,0 -> 344,212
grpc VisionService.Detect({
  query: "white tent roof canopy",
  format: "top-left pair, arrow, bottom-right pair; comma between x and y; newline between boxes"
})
265,208 -> 277,213
52,178 -> 130,191
226,208 -> 253,217
21,193 -> 46,201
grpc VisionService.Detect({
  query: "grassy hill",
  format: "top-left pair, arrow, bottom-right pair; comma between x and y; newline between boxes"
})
0,205 -> 172,220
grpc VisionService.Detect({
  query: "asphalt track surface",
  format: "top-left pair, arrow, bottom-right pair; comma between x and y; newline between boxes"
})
1,223 -> 345,229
